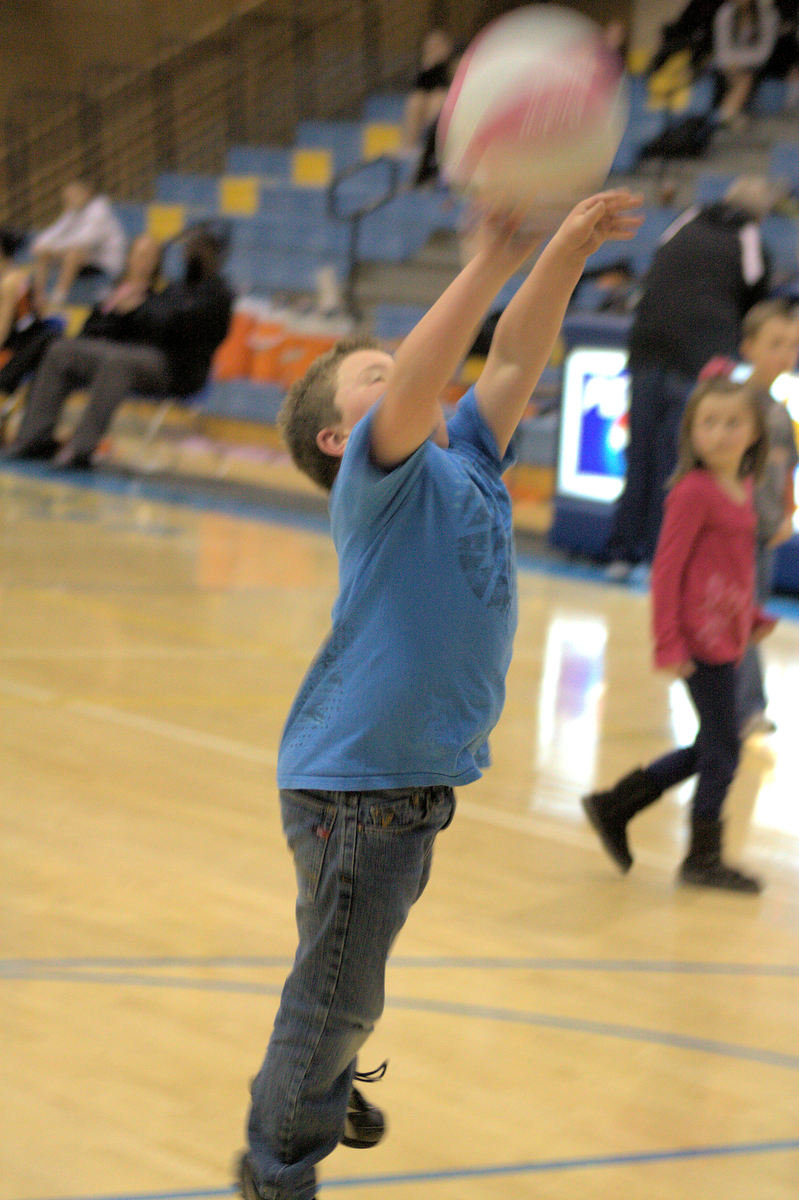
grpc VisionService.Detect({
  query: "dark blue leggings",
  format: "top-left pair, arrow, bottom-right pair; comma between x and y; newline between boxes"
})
645,660 -> 741,822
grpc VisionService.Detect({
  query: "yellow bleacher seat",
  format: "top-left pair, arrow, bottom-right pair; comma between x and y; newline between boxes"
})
147,204 -> 186,241
627,46 -> 650,75
64,305 -> 90,337
219,177 -> 259,216
362,122 -> 402,159
291,148 -> 333,187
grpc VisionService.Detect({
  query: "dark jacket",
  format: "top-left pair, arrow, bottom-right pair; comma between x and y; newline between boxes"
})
81,275 -> 233,396
628,203 -> 770,378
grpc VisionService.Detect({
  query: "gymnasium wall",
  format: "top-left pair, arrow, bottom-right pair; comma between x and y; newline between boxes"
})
1,0 -> 636,114
0,0 -> 247,112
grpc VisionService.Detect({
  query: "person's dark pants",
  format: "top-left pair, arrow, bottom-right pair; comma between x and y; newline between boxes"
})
12,336 -> 170,457
606,365 -> 695,565
736,541 -> 775,728
0,322 -> 61,395
645,660 -> 741,823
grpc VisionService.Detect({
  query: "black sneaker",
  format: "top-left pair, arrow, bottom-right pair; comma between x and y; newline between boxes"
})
236,1153 -> 262,1200
237,1152 -> 314,1200
341,1061 -> 388,1149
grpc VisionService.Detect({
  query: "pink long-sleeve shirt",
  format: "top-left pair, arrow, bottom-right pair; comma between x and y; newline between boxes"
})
651,469 -> 776,669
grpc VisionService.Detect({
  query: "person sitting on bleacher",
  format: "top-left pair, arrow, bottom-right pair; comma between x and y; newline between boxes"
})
31,179 -> 127,312
6,230 -> 232,469
713,0 -> 780,127
0,227 -> 62,418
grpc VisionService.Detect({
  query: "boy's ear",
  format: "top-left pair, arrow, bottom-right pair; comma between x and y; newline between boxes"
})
316,426 -> 348,459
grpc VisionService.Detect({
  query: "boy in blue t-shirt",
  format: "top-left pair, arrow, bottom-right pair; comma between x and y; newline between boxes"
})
239,191 -> 642,1200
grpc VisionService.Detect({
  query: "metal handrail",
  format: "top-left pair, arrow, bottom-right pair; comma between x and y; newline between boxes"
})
326,154 -> 402,318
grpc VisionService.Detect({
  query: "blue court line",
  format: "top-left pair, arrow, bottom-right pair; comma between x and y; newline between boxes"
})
15,1137 -> 799,1200
3,964 -> 798,1071
2,954 -> 799,976
4,461 -> 799,620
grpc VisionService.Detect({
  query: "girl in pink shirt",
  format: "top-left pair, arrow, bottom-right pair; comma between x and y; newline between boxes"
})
583,378 -> 775,892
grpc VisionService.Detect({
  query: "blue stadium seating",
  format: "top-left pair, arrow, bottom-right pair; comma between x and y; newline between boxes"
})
156,172 -> 219,207
362,93 -> 406,123
115,202 -> 146,240
295,120 -> 363,168
693,171 -> 735,206
225,146 -> 292,178
762,213 -> 799,279
770,142 -> 799,194
751,78 -> 787,116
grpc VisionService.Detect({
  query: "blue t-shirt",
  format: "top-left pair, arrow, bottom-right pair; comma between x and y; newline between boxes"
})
277,387 -> 518,790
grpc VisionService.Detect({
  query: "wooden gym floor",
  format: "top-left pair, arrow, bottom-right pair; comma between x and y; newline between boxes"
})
1,465 -> 798,1200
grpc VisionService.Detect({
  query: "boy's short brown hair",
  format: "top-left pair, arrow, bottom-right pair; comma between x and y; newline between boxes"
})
741,298 -> 798,341
278,335 -> 380,491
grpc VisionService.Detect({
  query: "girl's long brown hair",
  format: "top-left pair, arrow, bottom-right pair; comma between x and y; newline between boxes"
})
669,378 -> 769,488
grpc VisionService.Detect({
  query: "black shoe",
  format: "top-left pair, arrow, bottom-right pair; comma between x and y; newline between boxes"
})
237,1152 -> 311,1200
582,767 -> 663,874
342,1061 -> 388,1149
678,817 -> 762,893
679,859 -> 762,893
52,442 -> 94,470
582,792 -> 633,872
3,436 -> 61,461
236,1154 -> 260,1200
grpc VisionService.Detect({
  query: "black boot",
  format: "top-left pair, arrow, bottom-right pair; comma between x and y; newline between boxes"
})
582,767 -> 662,872
679,818 -> 762,893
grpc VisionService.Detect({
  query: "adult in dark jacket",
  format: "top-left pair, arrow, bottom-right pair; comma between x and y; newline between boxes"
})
7,230 -> 232,468
605,176 -> 772,578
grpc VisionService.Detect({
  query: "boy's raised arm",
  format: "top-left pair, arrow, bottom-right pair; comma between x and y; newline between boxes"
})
369,216 -> 543,468
370,190 -> 641,468
476,191 -> 642,457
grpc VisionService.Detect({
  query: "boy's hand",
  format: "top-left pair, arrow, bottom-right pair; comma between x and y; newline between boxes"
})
460,207 -> 544,271
553,189 -> 644,260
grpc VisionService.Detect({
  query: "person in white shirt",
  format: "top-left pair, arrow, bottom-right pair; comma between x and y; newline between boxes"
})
713,0 -> 780,125
31,179 -> 126,309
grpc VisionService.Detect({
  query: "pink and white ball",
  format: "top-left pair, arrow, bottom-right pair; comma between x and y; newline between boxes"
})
437,5 -> 628,217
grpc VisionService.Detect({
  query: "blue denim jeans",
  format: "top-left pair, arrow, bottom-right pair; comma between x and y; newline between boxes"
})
247,785 -> 456,1200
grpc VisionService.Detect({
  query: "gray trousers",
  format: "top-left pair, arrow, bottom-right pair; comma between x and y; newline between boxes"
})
14,337 -> 170,455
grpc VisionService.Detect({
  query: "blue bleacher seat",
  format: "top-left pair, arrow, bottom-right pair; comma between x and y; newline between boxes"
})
769,142 -> 799,195
571,280 -> 611,312
114,202 -> 146,240
155,172 -> 219,208
230,214 -> 350,263
751,78 -> 787,116
295,120 -> 363,169
630,205 -> 681,276
200,379 -> 285,424
224,245 -> 342,296
493,273 -> 526,311
258,184 -> 328,221
226,146 -> 292,178
762,213 -> 798,279
362,93 -> 406,123
694,171 -> 736,206
682,72 -> 715,117
610,109 -> 668,174
372,303 -> 428,341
